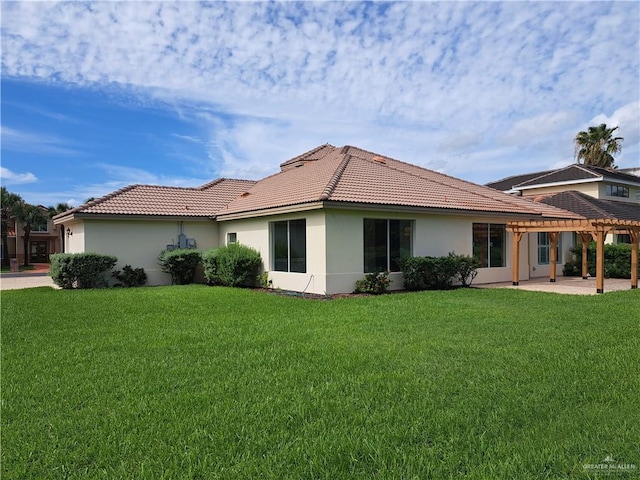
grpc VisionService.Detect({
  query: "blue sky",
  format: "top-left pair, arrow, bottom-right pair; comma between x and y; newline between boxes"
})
1,1 -> 639,207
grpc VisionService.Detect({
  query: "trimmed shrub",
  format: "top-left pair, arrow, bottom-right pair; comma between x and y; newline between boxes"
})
112,265 -> 147,287
202,243 -> 263,288
401,256 -> 457,290
158,249 -> 201,285
401,253 -> 478,290
50,253 -> 118,289
354,271 -> 391,295
449,253 -> 481,287
563,242 -> 638,279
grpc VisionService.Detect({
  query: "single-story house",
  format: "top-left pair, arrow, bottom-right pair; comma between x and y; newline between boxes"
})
55,144 -> 594,294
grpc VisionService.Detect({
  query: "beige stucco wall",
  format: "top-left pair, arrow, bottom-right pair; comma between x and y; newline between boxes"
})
82,219 -> 218,285
222,209 -> 533,294
64,220 -> 86,254
527,231 -> 575,278
218,209 -> 530,294
219,210 -> 327,294
521,183 -> 600,198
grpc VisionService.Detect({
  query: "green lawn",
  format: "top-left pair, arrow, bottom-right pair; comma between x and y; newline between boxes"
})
2,286 -> 639,479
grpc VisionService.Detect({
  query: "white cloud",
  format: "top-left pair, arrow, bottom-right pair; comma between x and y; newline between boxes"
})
590,101 -> 640,148
0,166 -> 38,185
1,1 -> 638,186
0,126 -> 79,155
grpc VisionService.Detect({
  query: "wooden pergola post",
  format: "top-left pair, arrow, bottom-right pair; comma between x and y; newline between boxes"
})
579,232 -> 592,279
595,230 -> 605,294
549,232 -> 558,283
512,231 -> 523,286
631,230 -> 639,290
507,219 -> 640,294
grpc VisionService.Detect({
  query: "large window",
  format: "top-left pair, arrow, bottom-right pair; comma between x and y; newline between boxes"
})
272,219 -> 306,273
537,232 -> 562,265
472,223 -> 505,268
363,219 -> 412,273
606,185 -> 629,198
32,221 -> 48,233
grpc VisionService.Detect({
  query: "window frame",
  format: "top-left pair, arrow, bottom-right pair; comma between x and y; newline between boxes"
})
606,184 -> 629,198
31,221 -> 49,233
227,232 -> 237,245
537,232 -> 562,265
472,223 -> 506,268
363,218 -> 413,273
270,219 -> 306,273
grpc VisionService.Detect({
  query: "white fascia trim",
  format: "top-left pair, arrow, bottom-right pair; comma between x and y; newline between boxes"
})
216,202 -> 325,221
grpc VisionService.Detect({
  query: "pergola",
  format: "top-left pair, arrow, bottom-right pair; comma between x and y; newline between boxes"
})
507,219 -> 640,293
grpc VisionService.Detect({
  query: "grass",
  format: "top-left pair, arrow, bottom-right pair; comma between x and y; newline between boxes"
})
2,286 -> 639,479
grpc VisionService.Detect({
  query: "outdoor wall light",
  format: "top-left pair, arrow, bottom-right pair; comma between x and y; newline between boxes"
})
66,228 -> 73,236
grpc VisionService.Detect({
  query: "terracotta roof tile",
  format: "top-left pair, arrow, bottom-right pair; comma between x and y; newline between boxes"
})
218,144 -> 581,219
54,179 -> 256,219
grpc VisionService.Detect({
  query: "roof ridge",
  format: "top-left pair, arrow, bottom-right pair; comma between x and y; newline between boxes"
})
320,154 -> 351,200
280,143 -> 336,167
566,191 -> 615,218
198,178 -> 256,190
53,184 -> 140,219
487,169 -> 554,188
514,165 -> 573,187
572,163 -> 603,178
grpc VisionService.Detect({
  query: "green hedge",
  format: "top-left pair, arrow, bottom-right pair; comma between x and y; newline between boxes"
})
50,253 -> 118,289
202,243 -> 263,288
563,242 -> 639,279
401,253 -> 480,291
158,249 -> 201,285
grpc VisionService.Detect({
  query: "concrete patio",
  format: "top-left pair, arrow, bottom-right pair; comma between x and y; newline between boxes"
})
477,276 -> 636,295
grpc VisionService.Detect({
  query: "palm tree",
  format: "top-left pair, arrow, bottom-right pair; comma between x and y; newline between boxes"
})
13,202 -> 49,266
48,202 -> 72,253
574,123 -> 623,168
1,187 -> 23,268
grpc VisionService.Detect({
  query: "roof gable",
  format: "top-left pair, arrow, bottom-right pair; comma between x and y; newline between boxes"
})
512,164 -> 640,189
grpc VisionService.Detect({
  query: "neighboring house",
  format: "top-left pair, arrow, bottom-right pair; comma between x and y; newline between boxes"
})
487,164 -> 640,281
54,144 -> 582,293
487,164 -> 640,203
5,207 -> 63,264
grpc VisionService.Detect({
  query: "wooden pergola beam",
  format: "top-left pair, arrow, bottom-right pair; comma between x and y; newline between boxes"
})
507,218 -> 640,294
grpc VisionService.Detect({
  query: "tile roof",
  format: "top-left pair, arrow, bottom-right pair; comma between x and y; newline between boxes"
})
489,164 -> 640,191
486,169 -> 555,191
218,144 -> 581,219
533,190 -> 640,221
53,178 -> 256,219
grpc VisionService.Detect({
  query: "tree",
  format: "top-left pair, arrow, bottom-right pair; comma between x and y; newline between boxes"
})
1,187 -> 23,268
48,202 -> 72,254
574,123 -> 623,168
13,202 -> 49,266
